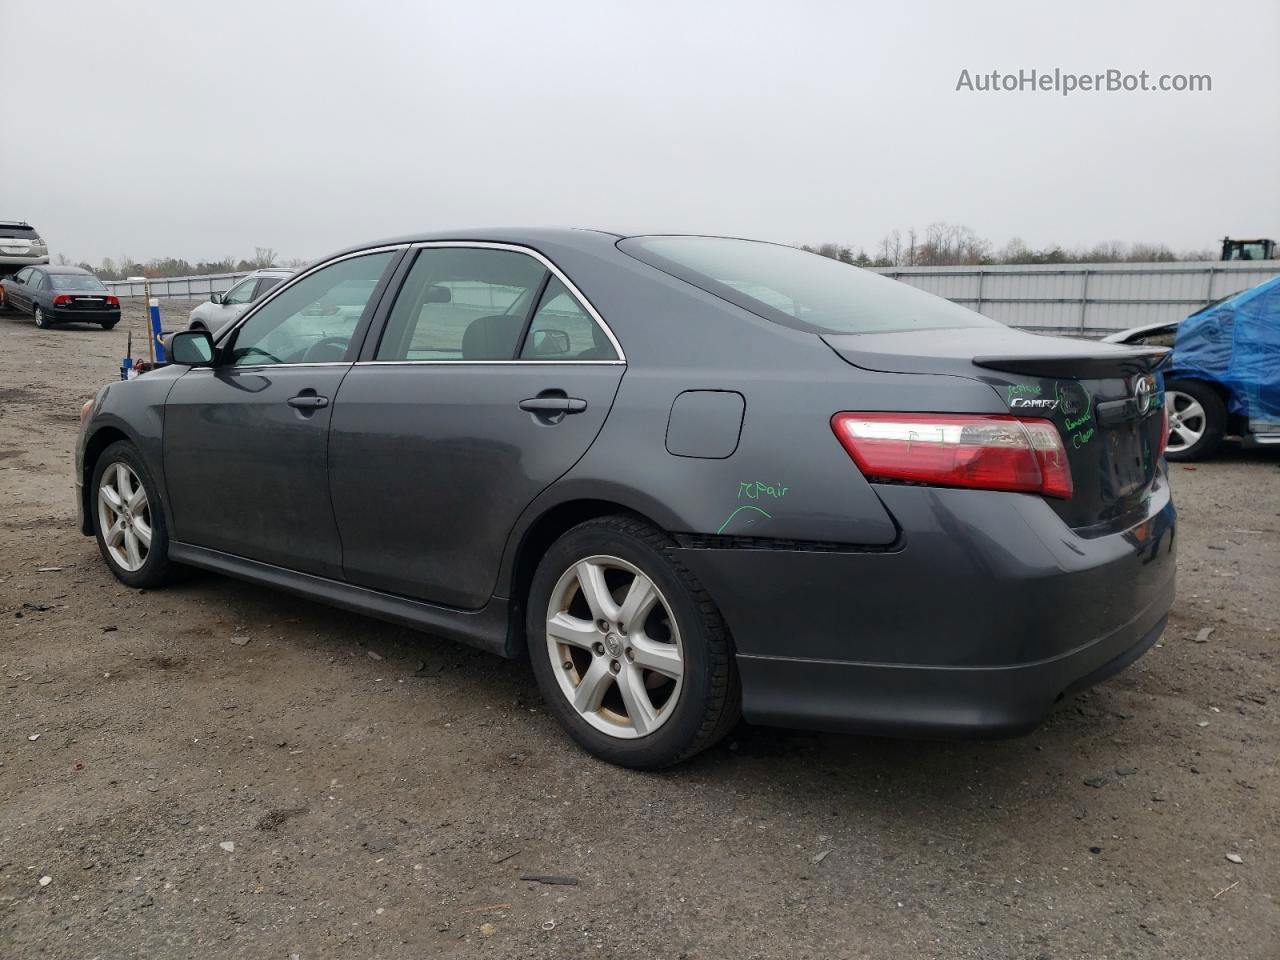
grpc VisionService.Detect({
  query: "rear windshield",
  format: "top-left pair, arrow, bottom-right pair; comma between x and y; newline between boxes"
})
0,224 -> 39,239
618,236 -> 1000,335
51,274 -> 107,292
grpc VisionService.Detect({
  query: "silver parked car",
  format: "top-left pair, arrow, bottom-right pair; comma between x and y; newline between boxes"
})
187,268 -> 292,335
0,221 -> 50,272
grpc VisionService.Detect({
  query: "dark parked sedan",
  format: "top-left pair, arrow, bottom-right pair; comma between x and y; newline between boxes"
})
75,230 -> 1176,768
1,265 -> 120,328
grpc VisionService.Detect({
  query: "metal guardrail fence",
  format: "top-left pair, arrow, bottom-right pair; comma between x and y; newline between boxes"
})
106,259 -> 1280,334
104,271 -> 258,299
870,260 -> 1280,335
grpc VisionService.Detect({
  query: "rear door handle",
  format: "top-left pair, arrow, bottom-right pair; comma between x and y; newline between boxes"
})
287,394 -> 330,409
518,397 -> 587,414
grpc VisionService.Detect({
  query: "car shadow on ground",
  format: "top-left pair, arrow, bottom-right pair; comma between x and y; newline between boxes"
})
154,557 -> 1138,823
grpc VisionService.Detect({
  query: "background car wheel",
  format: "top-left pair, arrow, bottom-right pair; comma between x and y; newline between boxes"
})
91,440 -> 180,588
526,515 -> 740,769
101,320 -> 119,330
1164,378 -> 1225,461
33,306 -> 50,328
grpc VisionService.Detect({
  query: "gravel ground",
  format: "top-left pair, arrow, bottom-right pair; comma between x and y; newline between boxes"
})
2,299 -> 1277,959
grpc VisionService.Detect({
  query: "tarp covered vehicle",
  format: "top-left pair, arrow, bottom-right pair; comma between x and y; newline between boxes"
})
1159,275 -> 1280,460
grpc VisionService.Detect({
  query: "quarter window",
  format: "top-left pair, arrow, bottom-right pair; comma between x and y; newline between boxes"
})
225,252 -> 393,367
376,248 -> 547,361
519,278 -> 618,360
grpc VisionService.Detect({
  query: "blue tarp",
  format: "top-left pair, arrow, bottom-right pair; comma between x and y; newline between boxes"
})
1172,274 -> 1280,429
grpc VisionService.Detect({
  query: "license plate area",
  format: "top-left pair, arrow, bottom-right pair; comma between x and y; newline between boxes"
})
1105,423 -> 1147,497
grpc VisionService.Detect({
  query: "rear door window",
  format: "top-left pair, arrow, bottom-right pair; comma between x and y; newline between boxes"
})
518,278 -> 618,360
255,276 -> 284,298
376,248 -> 547,361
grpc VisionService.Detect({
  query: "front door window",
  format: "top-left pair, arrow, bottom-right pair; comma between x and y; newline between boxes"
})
225,252 -> 394,366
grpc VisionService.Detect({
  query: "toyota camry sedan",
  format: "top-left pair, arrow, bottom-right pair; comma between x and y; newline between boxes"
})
75,229 -> 1176,768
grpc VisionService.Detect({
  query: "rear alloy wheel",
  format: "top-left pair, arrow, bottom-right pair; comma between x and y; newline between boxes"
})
91,441 -> 179,587
546,556 -> 684,739
1164,378 -> 1225,462
527,516 -> 740,768
33,306 -> 50,328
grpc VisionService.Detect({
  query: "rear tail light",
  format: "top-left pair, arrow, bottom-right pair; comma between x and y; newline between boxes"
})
1157,401 -> 1169,460
106,295 -> 120,306
52,294 -> 72,306
832,413 -> 1074,499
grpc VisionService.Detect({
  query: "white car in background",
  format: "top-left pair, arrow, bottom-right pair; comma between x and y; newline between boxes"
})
0,221 -> 50,273
187,268 -> 292,335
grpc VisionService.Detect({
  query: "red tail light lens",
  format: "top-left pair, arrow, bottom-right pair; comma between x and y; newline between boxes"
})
1157,400 -> 1169,460
106,295 -> 120,307
52,294 -> 72,306
832,413 -> 1073,499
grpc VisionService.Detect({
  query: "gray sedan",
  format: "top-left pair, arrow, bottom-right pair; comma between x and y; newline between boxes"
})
75,230 -> 1176,768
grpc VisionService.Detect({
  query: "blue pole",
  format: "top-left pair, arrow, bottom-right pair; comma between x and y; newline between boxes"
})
149,297 -> 166,363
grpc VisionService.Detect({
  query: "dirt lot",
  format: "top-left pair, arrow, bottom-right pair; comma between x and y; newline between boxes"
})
1,299 -> 1277,959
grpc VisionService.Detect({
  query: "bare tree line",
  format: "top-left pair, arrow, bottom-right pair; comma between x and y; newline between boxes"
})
55,247 -> 309,280
57,226 -> 1218,279
803,223 -> 1215,267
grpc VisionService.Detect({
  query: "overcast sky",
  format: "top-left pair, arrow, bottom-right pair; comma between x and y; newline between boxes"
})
5,0 -> 1278,265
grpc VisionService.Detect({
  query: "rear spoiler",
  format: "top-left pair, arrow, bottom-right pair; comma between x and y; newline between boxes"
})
972,347 -> 1169,379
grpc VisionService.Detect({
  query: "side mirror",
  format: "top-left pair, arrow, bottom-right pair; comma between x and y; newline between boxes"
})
168,329 -> 216,366
210,292 -> 224,304
423,284 -> 452,304
530,328 -> 571,356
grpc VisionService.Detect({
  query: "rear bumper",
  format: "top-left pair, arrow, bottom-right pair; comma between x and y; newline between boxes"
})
734,587 -> 1170,737
673,479 -> 1176,737
47,306 -> 120,323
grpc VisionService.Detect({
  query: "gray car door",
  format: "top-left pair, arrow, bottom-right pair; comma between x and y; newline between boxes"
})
9,268 -> 33,310
328,245 -> 626,610
162,251 -> 398,577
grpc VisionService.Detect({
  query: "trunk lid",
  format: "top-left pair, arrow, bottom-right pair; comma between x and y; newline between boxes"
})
824,327 -> 1169,536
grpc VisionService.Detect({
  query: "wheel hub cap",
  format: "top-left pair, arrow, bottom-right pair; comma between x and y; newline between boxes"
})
545,555 -> 685,740
96,461 -> 152,573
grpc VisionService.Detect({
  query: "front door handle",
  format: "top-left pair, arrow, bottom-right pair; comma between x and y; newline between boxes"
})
518,397 -> 587,414
287,393 -> 330,410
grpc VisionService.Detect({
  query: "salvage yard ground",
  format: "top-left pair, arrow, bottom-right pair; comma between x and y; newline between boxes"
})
2,301 -> 1277,958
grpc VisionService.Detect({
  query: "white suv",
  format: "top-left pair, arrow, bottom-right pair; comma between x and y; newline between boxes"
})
0,222 -> 50,272
187,268 -> 293,335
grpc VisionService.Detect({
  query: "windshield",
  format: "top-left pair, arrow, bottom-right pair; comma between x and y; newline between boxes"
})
51,274 -> 107,292
619,235 -> 1001,335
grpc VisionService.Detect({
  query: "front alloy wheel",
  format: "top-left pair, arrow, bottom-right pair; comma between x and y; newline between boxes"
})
90,440 -> 179,588
546,556 -> 684,738
97,461 -> 152,572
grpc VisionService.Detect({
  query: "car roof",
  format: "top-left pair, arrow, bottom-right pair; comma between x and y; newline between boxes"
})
39,265 -> 94,275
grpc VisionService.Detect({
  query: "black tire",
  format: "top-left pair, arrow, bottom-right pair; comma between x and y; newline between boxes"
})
101,319 -> 119,330
526,515 -> 740,769
1164,378 -> 1226,462
33,305 -> 50,329
90,440 -> 180,588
